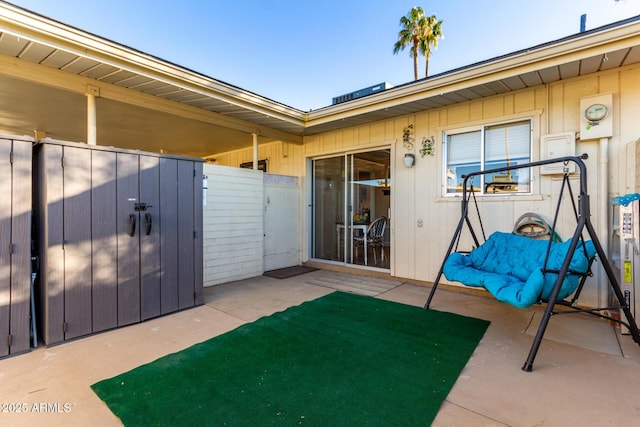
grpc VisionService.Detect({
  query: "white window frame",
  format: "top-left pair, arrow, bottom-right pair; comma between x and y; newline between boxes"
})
442,118 -> 533,197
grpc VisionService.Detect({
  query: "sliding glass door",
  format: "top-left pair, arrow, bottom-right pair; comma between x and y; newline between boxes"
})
312,156 -> 346,262
312,149 -> 390,268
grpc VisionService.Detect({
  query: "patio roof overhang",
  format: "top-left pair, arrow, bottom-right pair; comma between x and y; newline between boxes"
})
1,1 -> 640,158
0,1 -> 306,157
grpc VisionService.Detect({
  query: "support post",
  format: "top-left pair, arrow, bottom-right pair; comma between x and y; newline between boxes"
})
86,85 -> 100,146
252,133 -> 258,170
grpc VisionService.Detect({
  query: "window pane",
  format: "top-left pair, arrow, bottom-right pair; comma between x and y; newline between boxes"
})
484,121 -> 531,194
446,130 -> 481,194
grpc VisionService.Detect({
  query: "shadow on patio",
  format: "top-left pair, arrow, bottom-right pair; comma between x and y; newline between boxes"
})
1,268 -> 639,426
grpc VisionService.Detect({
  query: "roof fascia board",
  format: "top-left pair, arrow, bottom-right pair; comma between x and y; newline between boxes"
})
306,19 -> 640,127
0,2 -> 306,126
3,1 -> 639,134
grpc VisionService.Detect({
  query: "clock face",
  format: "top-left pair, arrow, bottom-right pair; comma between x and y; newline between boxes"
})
585,103 -> 608,122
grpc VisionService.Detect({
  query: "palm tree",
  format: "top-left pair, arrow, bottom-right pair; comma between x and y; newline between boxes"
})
419,15 -> 444,78
393,6 -> 427,81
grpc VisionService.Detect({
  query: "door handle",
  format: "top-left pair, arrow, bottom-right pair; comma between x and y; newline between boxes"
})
128,214 -> 136,236
145,212 -> 152,235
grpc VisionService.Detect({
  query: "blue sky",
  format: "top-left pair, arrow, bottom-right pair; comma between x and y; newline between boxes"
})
7,0 -> 640,110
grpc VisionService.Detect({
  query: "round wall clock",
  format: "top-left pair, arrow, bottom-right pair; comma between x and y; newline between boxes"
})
585,103 -> 608,122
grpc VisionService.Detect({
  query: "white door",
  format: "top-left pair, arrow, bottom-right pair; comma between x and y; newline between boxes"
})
264,175 -> 300,270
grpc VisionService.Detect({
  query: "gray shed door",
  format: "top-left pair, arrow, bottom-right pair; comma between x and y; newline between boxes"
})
0,138 -> 31,356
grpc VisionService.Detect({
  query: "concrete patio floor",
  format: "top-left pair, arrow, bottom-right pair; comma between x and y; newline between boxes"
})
1,268 -> 639,426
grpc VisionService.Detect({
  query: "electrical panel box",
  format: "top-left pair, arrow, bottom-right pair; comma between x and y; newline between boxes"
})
540,132 -> 576,175
617,200 -> 640,333
637,138 -> 640,194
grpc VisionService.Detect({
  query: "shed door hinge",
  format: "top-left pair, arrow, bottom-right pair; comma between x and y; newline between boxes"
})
61,156 -> 64,168
8,243 -> 14,254
9,151 -> 13,164
7,334 -> 12,347
63,322 -> 68,333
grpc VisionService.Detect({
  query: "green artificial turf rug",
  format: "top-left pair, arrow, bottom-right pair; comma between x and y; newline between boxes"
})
91,291 -> 490,426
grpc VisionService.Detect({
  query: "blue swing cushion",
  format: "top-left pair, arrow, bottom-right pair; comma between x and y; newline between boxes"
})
443,232 -> 597,309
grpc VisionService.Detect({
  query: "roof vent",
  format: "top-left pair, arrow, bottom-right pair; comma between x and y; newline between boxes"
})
332,82 -> 393,105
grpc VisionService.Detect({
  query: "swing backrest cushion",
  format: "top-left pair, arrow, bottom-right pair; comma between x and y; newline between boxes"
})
443,231 -> 596,309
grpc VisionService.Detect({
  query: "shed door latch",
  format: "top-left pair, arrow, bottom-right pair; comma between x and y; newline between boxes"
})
134,202 -> 152,211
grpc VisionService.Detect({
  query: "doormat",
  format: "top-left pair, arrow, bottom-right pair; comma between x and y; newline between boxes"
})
263,265 -> 318,279
91,292 -> 490,426
305,271 -> 402,296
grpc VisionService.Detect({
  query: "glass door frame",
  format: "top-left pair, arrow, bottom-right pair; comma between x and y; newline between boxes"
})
309,146 -> 391,269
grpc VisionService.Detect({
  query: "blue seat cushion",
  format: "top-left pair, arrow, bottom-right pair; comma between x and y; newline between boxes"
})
443,232 -> 596,309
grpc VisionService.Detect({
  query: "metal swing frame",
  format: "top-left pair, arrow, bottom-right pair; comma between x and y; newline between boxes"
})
424,154 -> 640,371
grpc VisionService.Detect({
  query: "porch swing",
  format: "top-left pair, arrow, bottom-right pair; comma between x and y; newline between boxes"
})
424,154 -> 640,371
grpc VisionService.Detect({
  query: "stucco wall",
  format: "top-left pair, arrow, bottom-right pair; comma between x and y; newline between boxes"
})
213,63 -> 640,307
